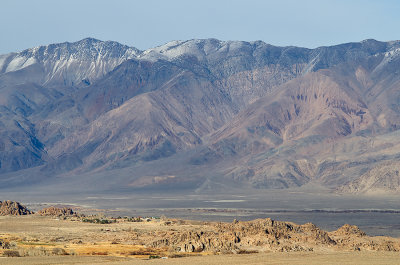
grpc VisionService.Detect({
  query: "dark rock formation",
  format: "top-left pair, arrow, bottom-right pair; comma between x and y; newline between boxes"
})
148,218 -> 399,253
0,201 -> 32,215
37,206 -> 77,217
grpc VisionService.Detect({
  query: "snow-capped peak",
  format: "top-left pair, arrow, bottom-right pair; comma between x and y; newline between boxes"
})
0,38 -> 142,87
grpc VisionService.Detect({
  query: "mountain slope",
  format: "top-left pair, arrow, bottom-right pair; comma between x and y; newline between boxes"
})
198,52 -> 400,190
1,38 -> 400,194
0,106 -> 45,173
337,161 -> 400,194
47,64 -> 237,173
0,38 -> 140,88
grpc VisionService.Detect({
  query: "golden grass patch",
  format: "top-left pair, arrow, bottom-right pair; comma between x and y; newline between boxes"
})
65,242 -> 167,258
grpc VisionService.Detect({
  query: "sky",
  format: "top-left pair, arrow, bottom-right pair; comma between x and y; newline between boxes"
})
1,0 -> 399,54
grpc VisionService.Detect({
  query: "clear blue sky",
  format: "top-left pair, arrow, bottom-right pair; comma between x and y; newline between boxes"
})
1,0 -> 399,54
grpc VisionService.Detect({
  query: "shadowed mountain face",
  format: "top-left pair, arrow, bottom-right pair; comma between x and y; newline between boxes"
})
1,38 -> 400,194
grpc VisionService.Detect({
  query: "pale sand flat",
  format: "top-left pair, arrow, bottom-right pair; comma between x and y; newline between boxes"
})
1,252 -> 399,265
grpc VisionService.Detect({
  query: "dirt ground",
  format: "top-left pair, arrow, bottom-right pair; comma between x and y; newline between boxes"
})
0,252 -> 399,265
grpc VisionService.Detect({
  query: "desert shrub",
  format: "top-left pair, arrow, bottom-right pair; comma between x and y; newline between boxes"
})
237,249 -> 259,254
52,247 -> 68,255
149,255 -> 161,259
91,251 -> 108,255
167,253 -> 193,258
21,247 -> 49,256
100,219 -> 115,224
21,246 -> 71,256
3,250 -> 20,257
82,218 -> 115,224
128,250 -> 156,255
126,217 -> 142,222
0,240 -> 11,249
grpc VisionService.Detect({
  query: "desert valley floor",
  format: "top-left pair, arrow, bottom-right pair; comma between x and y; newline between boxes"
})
0,203 -> 399,265
1,252 -> 399,265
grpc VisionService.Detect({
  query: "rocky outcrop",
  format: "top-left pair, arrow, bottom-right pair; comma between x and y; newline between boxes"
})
0,201 -> 32,215
329,224 -> 399,251
332,224 -> 366,237
149,218 -> 396,253
37,206 -> 77,217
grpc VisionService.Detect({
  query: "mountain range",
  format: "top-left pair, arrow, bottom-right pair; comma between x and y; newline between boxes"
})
1,37 -> 400,195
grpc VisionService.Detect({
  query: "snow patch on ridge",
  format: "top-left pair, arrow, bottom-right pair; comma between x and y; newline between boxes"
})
373,46 -> 400,73
5,55 -> 37,72
0,38 -> 141,86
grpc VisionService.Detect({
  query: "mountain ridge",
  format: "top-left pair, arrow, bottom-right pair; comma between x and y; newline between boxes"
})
1,37 -> 400,195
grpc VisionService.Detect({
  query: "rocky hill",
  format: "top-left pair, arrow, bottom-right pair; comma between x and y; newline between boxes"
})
150,218 -> 400,253
37,206 -> 78,217
0,201 -> 32,215
1,38 -> 400,194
